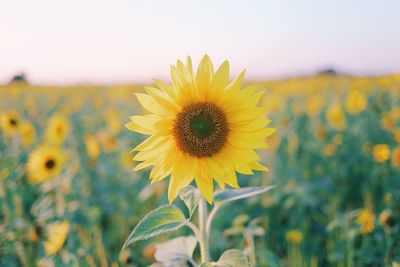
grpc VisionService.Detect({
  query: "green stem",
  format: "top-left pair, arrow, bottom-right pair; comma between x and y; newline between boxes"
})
198,198 -> 210,262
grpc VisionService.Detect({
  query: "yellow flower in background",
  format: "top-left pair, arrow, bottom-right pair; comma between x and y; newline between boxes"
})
105,109 -> 122,134
19,121 -> 36,146
391,146 -> 400,168
356,209 -> 375,234
346,90 -> 367,113
379,210 -> 394,228
307,94 -> 325,116
85,134 -> 101,160
0,110 -> 20,135
264,94 -> 284,115
394,129 -> 400,143
44,221 -> 70,256
372,144 -> 390,163
382,112 -> 396,132
126,56 -> 275,203
27,145 -> 64,183
324,144 -> 336,157
45,114 -> 69,145
393,262 -> 400,267
326,101 -> 346,131
286,230 -> 303,244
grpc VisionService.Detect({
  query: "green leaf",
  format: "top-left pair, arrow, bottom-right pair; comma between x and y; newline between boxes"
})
122,205 -> 187,250
216,249 -> 250,267
154,235 -> 197,262
259,250 -> 281,267
179,185 -> 200,217
214,186 -> 274,206
199,263 -> 214,267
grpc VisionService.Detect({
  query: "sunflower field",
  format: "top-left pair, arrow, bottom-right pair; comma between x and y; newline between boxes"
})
1,73 -> 400,267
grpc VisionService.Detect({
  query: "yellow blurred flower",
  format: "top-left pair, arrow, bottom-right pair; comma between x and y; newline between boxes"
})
85,134 -> 101,160
382,112 -> 396,132
45,114 -> 69,146
391,146 -> 400,168
27,145 -> 64,183
0,110 -> 20,135
105,109 -> 122,134
286,230 -> 303,244
324,144 -> 336,157
356,209 -> 375,234
379,210 -> 394,228
19,121 -> 36,146
326,101 -> 346,131
265,94 -> 284,115
44,221 -> 70,256
126,56 -> 275,203
346,90 -> 367,113
394,129 -> 400,143
372,144 -> 390,163
307,94 -> 325,116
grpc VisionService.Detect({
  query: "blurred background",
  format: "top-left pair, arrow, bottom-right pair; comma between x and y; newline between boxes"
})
1,1 -> 400,266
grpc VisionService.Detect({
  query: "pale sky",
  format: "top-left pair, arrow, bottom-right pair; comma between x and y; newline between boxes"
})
1,0 -> 400,85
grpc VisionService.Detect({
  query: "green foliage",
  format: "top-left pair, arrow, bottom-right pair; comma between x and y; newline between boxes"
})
122,205 -> 187,250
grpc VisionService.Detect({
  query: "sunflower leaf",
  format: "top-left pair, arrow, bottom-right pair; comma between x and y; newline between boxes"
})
154,235 -> 197,262
216,249 -> 250,267
214,186 -> 274,206
122,205 -> 187,250
179,185 -> 201,217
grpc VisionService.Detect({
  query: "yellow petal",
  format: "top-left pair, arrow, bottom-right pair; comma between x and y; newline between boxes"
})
226,69 -> 245,92
195,163 -> 214,204
196,55 -> 214,100
125,115 -> 161,135
135,93 -> 174,117
168,175 -> 193,203
249,162 -> 269,172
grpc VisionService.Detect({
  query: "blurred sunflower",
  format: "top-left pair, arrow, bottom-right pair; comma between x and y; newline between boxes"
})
346,90 -> 367,113
285,230 -> 303,244
84,134 -> 101,160
379,210 -> 395,228
44,221 -> 70,256
27,145 -> 64,183
372,144 -> 390,163
0,110 -> 20,135
356,209 -> 375,234
391,146 -> 400,168
326,101 -> 346,131
19,121 -> 36,146
45,114 -> 69,145
126,56 -> 275,203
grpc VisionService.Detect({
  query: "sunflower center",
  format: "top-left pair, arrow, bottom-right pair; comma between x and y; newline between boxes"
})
10,119 -> 18,126
190,114 -> 214,138
45,159 -> 56,169
174,102 -> 228,158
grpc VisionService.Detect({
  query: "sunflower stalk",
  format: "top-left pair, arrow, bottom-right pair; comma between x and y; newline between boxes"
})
198,198 -> 210,262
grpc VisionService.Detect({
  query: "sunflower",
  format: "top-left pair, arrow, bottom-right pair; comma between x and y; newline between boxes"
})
285,230 -> 303,244
356,209 -> 375,234
19,121 -> 36,146
45,114 -> 69,145
0,110 -> 20,135
372,144 -> 390,163
27,145 -> 64,183
126,56 -> 275,203
44,221 -> 70,256
346,89 -> 367,113
326,101 -> 346,131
